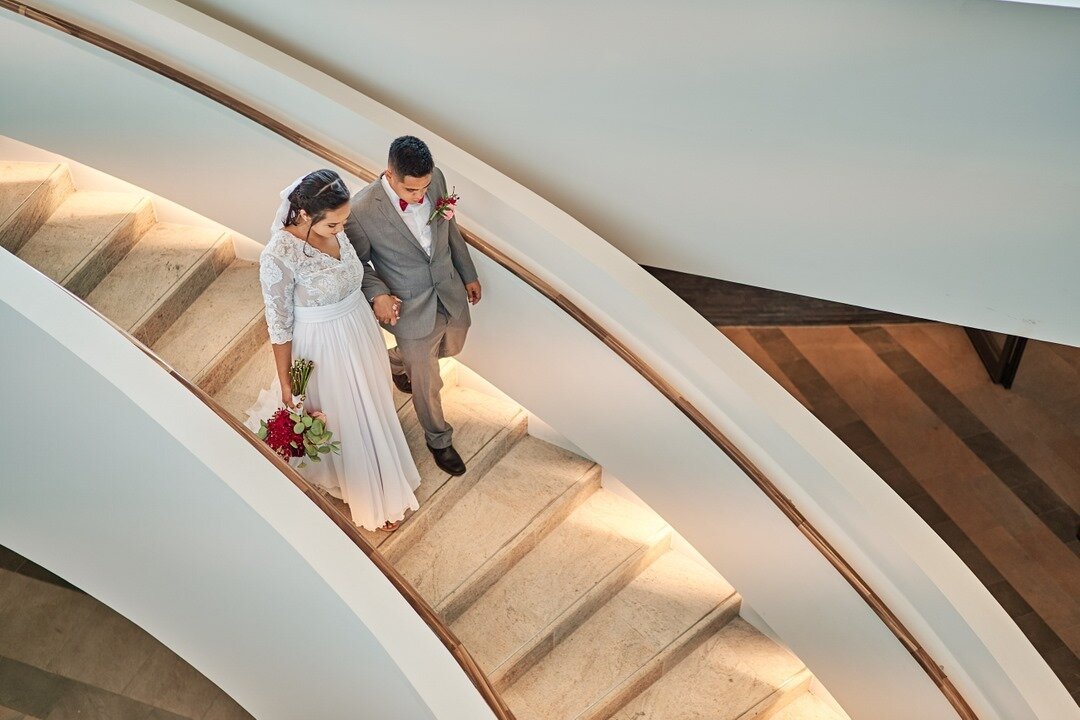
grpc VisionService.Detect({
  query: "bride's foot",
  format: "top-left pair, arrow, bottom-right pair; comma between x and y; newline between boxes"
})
378,520 -> 402,532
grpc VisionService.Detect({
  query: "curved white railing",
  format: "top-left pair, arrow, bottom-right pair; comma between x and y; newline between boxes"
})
1,3 -> 1075,720
0,251 -> 494,720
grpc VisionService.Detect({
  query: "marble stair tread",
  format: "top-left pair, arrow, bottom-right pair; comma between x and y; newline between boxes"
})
451,489 -> 668,675
0,161 -> 58,226
392,435 -> 596,608
768,692 -> 846,720
502,551 -> 735,720
395,385 -> 524,505
85,222 -> 227,331
211,339 -> 279,421
607,618 -> 807,720
15,191 -> 150,285
0,162 -> 74,255
151,260 -> 262,378
316,383 -> 525,549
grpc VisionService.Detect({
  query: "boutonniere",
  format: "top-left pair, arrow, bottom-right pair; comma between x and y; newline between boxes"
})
427,188 -> 459,224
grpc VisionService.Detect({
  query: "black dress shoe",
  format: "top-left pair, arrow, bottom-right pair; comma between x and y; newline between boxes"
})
428,444 -> 466,476
392,372 -> 412,394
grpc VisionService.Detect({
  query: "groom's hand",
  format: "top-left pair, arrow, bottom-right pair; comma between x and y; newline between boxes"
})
372,294 -> 402,325
465,281 -> 482,305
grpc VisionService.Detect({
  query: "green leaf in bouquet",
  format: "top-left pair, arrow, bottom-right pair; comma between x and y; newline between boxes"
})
318,445 -> 331,454
303,415 -> 313,427
256,425 -> 268,440
289,441 -> 299,448
289,413 -> 301,423
311,419 -> 325,435
293,422 -> 305,434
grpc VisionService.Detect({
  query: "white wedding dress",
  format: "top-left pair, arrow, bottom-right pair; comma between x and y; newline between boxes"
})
245,228 -> 421,531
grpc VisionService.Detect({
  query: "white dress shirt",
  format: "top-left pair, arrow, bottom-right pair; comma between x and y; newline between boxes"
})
381,174 -> 433,257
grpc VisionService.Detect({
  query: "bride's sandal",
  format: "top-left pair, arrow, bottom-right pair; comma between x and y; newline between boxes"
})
378,520 -> 402,533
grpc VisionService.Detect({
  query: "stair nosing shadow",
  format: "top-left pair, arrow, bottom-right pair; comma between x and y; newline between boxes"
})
129,230 -> 233,344
193,311 -> 268,395
433,462 -> 603,623
572,591 -> 742,720
488,525 -> 674,690
732,668 -> 814,720
0,163 -> 71,254
379,408 -> 530,557
17,192 -> 150,290
60,197 -> 156,299
0,162 -> 55,227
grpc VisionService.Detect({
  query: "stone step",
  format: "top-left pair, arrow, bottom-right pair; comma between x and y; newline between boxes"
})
379,384 -> 527,556
16,191 -> 155,298
311,383 -> 523,549
606,618 -> 809,720
450,488 -> 670,685
392,435 -> 600,611
211,339 -> 279,422
0,162 -> 848,720
768,692 -> 847,720
150,259 -> 263,380
194,313 -> 269,396
502,550 -> 737,720
0,162 -> 73,254
84,222 -> 231,337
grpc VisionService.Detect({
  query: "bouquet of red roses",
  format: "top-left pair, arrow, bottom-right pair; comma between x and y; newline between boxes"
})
256,358 -> 340,467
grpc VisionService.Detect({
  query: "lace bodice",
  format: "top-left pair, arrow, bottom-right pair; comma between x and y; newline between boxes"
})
260,229 -> 365,343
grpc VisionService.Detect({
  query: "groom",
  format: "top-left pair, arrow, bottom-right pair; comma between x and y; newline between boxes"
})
345,136 -> 482,476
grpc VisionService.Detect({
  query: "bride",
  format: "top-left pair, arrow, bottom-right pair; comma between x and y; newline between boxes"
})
246,169 -> 421,531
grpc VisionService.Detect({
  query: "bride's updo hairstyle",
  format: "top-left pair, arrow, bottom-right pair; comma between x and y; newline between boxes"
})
284,168 -> 350,233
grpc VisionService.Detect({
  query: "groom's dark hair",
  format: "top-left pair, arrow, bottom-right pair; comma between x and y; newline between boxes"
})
388,136 -> 434,180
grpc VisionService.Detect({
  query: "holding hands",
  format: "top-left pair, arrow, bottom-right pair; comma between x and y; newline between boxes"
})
373,280 -> 481,326
373,294 -> 404,325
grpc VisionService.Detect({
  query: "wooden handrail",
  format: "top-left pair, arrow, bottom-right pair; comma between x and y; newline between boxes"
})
2,253 -> 516,718
0,3 -> 979,718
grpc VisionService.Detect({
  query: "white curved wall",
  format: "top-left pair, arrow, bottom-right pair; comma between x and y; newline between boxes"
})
167,0 -> 1080,347
0,254 -> 496,720
2,5 -> 1076,720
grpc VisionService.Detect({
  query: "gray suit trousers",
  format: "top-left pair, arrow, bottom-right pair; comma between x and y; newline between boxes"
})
388,302 -> 468,449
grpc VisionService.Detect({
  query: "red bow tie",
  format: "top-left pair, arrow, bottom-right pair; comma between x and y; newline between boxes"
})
398,199 -> 409,212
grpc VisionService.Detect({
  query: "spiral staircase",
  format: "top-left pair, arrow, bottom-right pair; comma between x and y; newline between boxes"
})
0,159 -> 847,719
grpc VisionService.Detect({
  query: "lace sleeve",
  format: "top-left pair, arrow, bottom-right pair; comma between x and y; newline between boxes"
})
260,250 -> 295,344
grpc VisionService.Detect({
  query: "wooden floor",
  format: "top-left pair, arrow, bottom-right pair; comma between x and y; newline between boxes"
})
720,323 -> 1080,704
0,546 -> 251,720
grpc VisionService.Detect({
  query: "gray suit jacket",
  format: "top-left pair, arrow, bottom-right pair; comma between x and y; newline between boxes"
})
344,167 -> 478,340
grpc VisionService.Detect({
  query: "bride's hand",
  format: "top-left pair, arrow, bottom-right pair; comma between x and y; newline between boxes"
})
280,388 -> 297,409
372,294 -> 402,325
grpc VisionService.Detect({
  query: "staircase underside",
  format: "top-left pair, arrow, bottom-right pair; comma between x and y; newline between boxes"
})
1,161 -> 849,720
646,265 -> 925,327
